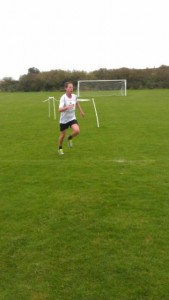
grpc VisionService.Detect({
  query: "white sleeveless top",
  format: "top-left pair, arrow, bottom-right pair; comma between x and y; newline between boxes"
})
59,93 -> 78,123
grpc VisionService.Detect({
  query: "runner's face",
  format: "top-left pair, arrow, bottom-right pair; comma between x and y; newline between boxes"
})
66,84 -> 73,94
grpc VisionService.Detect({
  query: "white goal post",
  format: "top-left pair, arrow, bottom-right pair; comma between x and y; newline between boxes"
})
77,79 -> 127,97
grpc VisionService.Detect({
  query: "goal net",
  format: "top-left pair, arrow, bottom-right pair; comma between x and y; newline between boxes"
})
77,79 -> 127,98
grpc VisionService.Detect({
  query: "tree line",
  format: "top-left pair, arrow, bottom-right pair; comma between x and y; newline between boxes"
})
1,65 -> 169,92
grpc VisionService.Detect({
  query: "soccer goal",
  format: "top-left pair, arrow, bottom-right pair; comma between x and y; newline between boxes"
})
77,79 -> 127,98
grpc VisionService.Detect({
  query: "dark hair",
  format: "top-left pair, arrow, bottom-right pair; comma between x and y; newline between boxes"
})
64,81 -> 73,88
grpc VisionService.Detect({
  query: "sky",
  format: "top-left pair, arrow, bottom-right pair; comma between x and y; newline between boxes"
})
0,0 -> 169,80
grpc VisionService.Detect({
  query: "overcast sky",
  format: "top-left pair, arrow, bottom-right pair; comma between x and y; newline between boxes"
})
0,0 -> 169,80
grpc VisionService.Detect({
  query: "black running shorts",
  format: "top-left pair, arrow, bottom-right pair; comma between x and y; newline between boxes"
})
59,119 -> 78,131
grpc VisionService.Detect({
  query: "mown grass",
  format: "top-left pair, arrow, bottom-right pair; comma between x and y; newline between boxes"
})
0,90 -> 169,300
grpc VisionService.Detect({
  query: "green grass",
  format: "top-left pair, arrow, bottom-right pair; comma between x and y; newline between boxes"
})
0,90 -> 169,300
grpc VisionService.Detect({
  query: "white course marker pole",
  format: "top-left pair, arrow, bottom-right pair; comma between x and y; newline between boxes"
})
53,98 -> 56,119
92,98 -> 100,128
43,97 -> 57,119
48,100 -> 51,118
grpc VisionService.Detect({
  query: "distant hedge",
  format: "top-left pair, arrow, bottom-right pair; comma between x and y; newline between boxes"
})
1,65 -> 169,92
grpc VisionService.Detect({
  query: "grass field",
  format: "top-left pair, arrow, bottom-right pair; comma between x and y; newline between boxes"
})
1,90 -> 169,300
